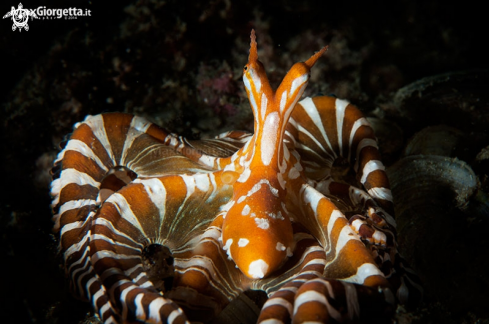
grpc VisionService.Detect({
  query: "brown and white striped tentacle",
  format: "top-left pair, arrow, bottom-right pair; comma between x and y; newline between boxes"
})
159,130 -> 252,170
87,171 -> 221,323
287,183 -> 396,320
51,114 -> 194,286
287,96 -> 422,308
255,230 -> 327,323
255,222 -> 397,323
312,178 -> 396,246
290,278 -> 395,323
50,113 -> 237,323
168,215 -> 248,322
50,113 -> 152,320
88,169 -> 236,323
288,96 -> 395,219
296,184 -> 389,286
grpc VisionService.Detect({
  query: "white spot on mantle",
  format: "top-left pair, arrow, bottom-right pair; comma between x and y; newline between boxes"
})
238,238 -> 249,247
255,218 -> 270,229
248,259 -> 269,279
276,242 -> 286,251
242,204 -> 251,216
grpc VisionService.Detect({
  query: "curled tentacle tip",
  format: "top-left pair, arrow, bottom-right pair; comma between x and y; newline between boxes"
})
305,45 -> 329,69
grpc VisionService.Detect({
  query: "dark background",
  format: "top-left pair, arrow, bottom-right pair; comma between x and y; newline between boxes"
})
1,1 -> 488,323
